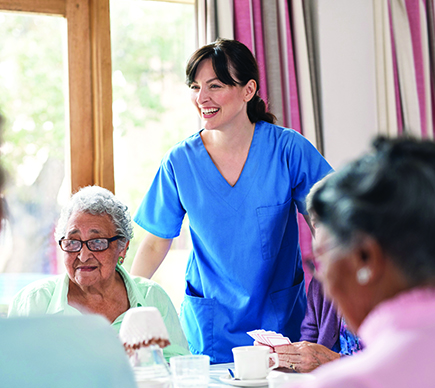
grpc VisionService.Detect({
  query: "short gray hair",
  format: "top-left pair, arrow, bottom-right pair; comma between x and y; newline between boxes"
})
55,186 -> 134,244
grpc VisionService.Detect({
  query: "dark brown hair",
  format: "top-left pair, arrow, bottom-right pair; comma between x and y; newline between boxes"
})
186,38 -> 276,124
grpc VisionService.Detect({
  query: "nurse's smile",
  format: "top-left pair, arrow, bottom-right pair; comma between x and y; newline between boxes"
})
202,108 -> 220,118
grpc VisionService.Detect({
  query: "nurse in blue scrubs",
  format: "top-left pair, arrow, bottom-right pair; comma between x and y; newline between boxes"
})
131,38 -> 333,363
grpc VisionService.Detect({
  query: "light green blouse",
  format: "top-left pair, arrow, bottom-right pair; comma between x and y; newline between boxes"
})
8,265 -> 190,361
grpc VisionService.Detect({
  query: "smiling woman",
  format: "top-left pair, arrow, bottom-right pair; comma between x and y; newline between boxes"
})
8,185 -> 190,362
59,212 -> 130,321
131,39 -> 333,363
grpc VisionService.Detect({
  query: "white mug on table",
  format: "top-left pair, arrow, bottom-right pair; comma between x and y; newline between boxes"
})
232,345 -> 279,380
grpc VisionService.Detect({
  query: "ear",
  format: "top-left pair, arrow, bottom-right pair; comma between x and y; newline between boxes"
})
353,234 -> 386,286
120,240 -> 130,257
243,79 -> 257,102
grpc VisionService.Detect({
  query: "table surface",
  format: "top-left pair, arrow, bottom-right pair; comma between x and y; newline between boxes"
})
209,363 -> 233,386
207,363 -> 317,388
136,361 -> 314,387
209,363 -> 266,387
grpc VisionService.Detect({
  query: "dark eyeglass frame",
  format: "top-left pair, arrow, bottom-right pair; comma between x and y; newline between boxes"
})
305,242 -> 341,276
304,256 -> 318,276
58,235 -> 124,253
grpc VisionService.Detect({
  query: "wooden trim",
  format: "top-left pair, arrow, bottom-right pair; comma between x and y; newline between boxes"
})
65,0 -> 114,193
90,0 -> 114,193
1,0 -> 115,194
0,0 -> 66,16
66,0 -> 94,192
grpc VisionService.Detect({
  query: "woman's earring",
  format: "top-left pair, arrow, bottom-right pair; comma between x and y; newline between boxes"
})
118,256 -> 124,265
356,267 -> 371,285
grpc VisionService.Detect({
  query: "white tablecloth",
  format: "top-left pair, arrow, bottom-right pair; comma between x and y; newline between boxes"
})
208,363 -> 315,388
209,363 -> 237,387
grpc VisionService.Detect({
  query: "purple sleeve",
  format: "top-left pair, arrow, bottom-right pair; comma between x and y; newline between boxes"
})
299,277 -> 341,350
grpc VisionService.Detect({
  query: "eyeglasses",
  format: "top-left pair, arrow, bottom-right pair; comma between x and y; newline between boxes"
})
305,256 -> 319,276
58,235 -> 124,252
305,242 -> 341,276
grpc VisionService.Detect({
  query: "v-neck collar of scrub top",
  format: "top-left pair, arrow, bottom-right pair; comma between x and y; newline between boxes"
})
45,265 -> 144,328
196,122 -> 261,211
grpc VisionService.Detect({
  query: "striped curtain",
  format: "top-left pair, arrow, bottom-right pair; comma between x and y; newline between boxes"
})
196,1 -> 350,289
374,0 -> 435,138
195,0 -> 435,289
195,0 -> 322,289
233,0 -> 321,289
195,0 -> 322,149
195,0 -> 234,47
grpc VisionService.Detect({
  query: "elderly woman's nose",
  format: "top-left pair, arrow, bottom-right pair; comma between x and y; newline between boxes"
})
77,244 -> 93,261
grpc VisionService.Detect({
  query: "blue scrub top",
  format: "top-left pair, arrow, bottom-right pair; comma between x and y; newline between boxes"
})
134,121 -> 333,363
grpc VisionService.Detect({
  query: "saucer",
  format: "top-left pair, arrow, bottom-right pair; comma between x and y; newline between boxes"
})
219,374 -> 268,387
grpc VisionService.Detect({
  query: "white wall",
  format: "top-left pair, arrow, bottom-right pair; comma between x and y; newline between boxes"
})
314,0 -> 378,169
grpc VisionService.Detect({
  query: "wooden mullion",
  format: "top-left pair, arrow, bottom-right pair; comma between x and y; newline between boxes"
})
1,0 -> 116,194
66,0 -> 94,192
90,0 -> 114,193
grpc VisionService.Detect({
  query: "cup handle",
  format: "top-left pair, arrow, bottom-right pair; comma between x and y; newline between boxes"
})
267,353 -> 279,372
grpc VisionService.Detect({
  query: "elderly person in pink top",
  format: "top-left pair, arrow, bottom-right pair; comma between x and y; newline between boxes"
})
287,136 -> 435,388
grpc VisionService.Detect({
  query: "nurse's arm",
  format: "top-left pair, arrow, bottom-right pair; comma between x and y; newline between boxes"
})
130,232 -> 173,278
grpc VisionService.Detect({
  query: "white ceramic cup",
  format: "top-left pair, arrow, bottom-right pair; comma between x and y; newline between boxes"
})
170,355 -> 210,388
232,345 -> 279,380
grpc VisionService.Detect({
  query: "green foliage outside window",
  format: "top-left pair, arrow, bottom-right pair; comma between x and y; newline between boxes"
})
0,13 -> 65,185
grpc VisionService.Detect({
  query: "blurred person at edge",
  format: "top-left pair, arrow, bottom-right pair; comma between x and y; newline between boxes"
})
284,136 -> 435,388
8,186 -> 190,361
131,38 -> 332,363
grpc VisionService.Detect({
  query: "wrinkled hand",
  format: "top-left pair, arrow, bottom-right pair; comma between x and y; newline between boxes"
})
273,341 -> 340,373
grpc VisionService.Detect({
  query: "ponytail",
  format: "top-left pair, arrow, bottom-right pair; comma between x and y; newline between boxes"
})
247,95 -> 277,124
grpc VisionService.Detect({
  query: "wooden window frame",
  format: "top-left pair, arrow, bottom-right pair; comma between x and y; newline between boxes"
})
0,0 -> 114,193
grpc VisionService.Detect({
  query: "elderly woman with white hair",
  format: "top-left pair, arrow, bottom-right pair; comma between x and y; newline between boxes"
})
8,186 -> 190,361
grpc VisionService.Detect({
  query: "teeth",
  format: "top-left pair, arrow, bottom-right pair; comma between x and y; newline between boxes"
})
202,108 -> 219,114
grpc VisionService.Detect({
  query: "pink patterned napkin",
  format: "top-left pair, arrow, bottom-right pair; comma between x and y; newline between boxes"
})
247,329 -> 292,346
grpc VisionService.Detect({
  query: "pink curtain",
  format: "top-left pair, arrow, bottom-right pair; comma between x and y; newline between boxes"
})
405,0 -> 428,136
194,2 -> 322,286
224,0 -> 435,292
234,0 -> 318,290
234,0 -> 301,131
376,0 -> 435,138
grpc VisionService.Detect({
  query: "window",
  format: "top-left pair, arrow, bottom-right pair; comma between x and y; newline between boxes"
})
0,10 -> 68,315
110,0 -> 196,310
0,0 -> 197,314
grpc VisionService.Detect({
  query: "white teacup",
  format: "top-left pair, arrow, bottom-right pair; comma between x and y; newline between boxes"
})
232,346 -> 279,380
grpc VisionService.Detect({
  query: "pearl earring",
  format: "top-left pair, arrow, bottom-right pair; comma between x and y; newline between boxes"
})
356,267 -> 371,285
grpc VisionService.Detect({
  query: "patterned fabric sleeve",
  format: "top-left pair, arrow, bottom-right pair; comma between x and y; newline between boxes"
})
339,317 -> 364,356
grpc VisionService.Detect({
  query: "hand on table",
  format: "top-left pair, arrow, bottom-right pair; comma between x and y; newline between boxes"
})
273,341 -> 340,373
